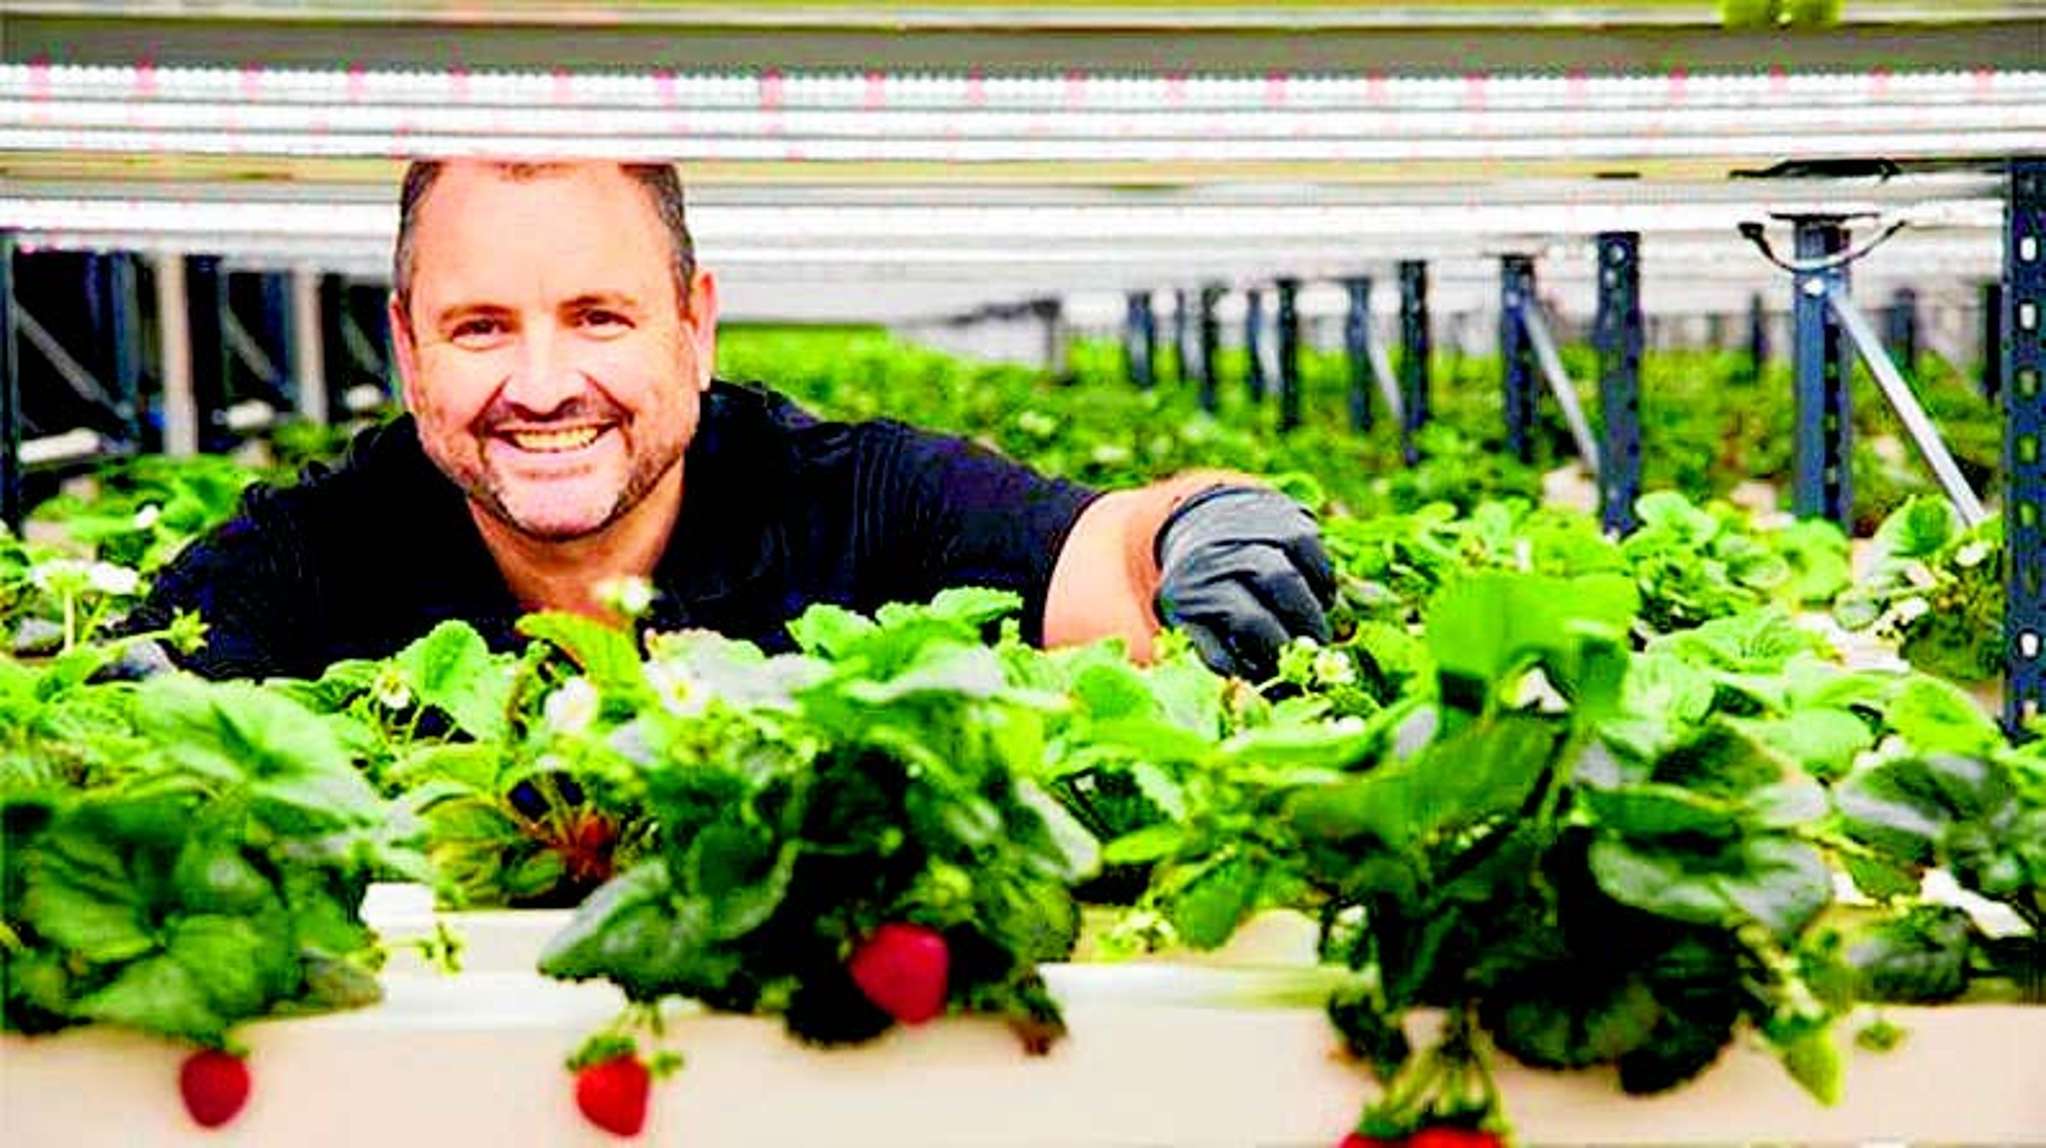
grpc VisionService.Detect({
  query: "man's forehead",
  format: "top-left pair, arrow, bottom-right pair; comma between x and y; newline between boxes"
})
408,161 -> 672,304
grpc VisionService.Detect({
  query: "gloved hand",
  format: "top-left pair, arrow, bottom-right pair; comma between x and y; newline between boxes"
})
1153,484 -> 1335,680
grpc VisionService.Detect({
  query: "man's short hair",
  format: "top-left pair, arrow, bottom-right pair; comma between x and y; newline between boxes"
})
392,160 -> 698,322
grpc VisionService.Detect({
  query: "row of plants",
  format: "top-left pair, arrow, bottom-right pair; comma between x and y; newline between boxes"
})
1,330 -> 2029,1143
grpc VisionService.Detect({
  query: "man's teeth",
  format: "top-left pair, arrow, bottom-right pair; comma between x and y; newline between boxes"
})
505,426 -> 604,453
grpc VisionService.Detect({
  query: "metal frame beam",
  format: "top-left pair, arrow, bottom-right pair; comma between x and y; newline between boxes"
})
1123,290 -> 1155,389
1791,217 -> 1854,526
1276,277 -> 1302,433
1399,260 -> 1431,465
1596,231 -> 1643,535
1343,276 -> 1374,432
1500,253 -> 1538,463
1197,283 -> 1222,414
1,232 -> 19,533
1244,287 -> 1267,405
2004,158 -> 2046,733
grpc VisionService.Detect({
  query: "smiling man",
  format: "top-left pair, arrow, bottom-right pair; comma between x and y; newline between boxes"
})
128,159 -> 1333,682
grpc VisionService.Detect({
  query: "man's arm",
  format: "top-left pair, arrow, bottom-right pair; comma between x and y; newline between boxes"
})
1043,470 -> 1334,676
1040,469 -> 1249,662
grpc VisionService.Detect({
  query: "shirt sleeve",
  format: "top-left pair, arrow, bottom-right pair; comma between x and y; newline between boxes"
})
853,422 -> 1103,646
118,484 -> 324,681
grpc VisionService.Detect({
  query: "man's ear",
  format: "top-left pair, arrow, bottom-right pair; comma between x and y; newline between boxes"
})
387,292 -> 422,411
684,268 -> 720,393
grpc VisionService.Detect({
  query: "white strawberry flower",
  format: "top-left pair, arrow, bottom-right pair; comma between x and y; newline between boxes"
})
1312,648 -> 1356,688
596,575 -> 655,619
133,504 -> 162,531
371,665 -> 414,711
544,677 -> 601,735
1955,542 -> 1991,569
86,562 -> 141,597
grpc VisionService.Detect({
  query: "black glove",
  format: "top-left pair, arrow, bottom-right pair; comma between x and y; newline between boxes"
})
1153,484 -> 1335,680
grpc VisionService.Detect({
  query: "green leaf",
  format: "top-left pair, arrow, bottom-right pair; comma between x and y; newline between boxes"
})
1101,823 -> 1189,865
538,863 -> 738,1001
21,836 -> 157,964
1835,753 -> 2005,865
1287,714 -> 1557,851
1845,906 -> 1973,1003
1780,1027 -> 1844,1106
1072,662 -> 1160,721
682,825 -> 798,940
135,677 -> 383,829
503,850 -> 568,900
1486,977 -> 1663,1070
1588,834 -> 1831,939
171,839 -> 278,916
784,604 -> 878,659
1730,708 -> 1874,782
396,621 -> 510,742
516,613 -> 653,708
1579,784 -> 1744,843
75,955 -> 226,1044
1424,571 -> 1637,704
1165,852 -> 1266,950
1886,676 -> 2000,757
1873,496 -> 1957,561
166,914 -> 279,1019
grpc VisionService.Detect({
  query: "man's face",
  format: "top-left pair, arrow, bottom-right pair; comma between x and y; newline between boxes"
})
391,162 -> 717,541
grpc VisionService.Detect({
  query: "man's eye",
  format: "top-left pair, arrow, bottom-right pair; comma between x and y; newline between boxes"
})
450,318 -> 507,342
578,309 -> 630,330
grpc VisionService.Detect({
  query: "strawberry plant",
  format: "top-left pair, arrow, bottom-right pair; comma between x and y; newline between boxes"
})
1,674 -> 424,1048
537,590 -> 1096,1054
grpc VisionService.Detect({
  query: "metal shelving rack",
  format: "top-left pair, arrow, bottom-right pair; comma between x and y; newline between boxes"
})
1,0 -> 2042,720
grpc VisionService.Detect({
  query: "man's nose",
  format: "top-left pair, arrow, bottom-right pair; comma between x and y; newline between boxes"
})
501,324 -> 585,418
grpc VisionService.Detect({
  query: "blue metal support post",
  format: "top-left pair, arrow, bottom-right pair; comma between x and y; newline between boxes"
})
260,271 -> 298,411
1343,277 -> 1374,431
1790,218 -> 1853,526
1398,260 -> 1431,465
1886,286 -> 1920,377
1276,277 -> 1302,432
1595,232 -> 1644,536
1124,291 -> 1156,389
2002,158 -> 2046,733
1173,289 -> 1191,385
1244,288 -> 1268,404
1,232 -> 19,533
185,255 -> 230,453
1748,292 -> 1770,379
1500,254 -> 1539,462
103,253 -> 145,449
1197,284 -> 1222,414
1984,281 -> 2006,402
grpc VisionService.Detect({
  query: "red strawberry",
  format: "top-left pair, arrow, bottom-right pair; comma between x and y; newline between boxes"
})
1339,1134 -> 1405,1148
575,1054 -> 651,1138
1407,1129 -> 1501,1148
847,923 -> 950,1025
179,1049 -> 251,1129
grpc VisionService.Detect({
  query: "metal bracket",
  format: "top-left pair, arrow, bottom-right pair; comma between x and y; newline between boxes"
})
1595,232 -> 1644,536
2004,158 -> 2046,734
1398,260 -> 1431,466
1828,284 -> 1987,527
1521,302 -> 1601,477
1276,277 -> 1302,432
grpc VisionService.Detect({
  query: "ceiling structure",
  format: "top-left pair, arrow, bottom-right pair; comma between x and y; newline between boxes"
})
2,2 -> 2040,327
